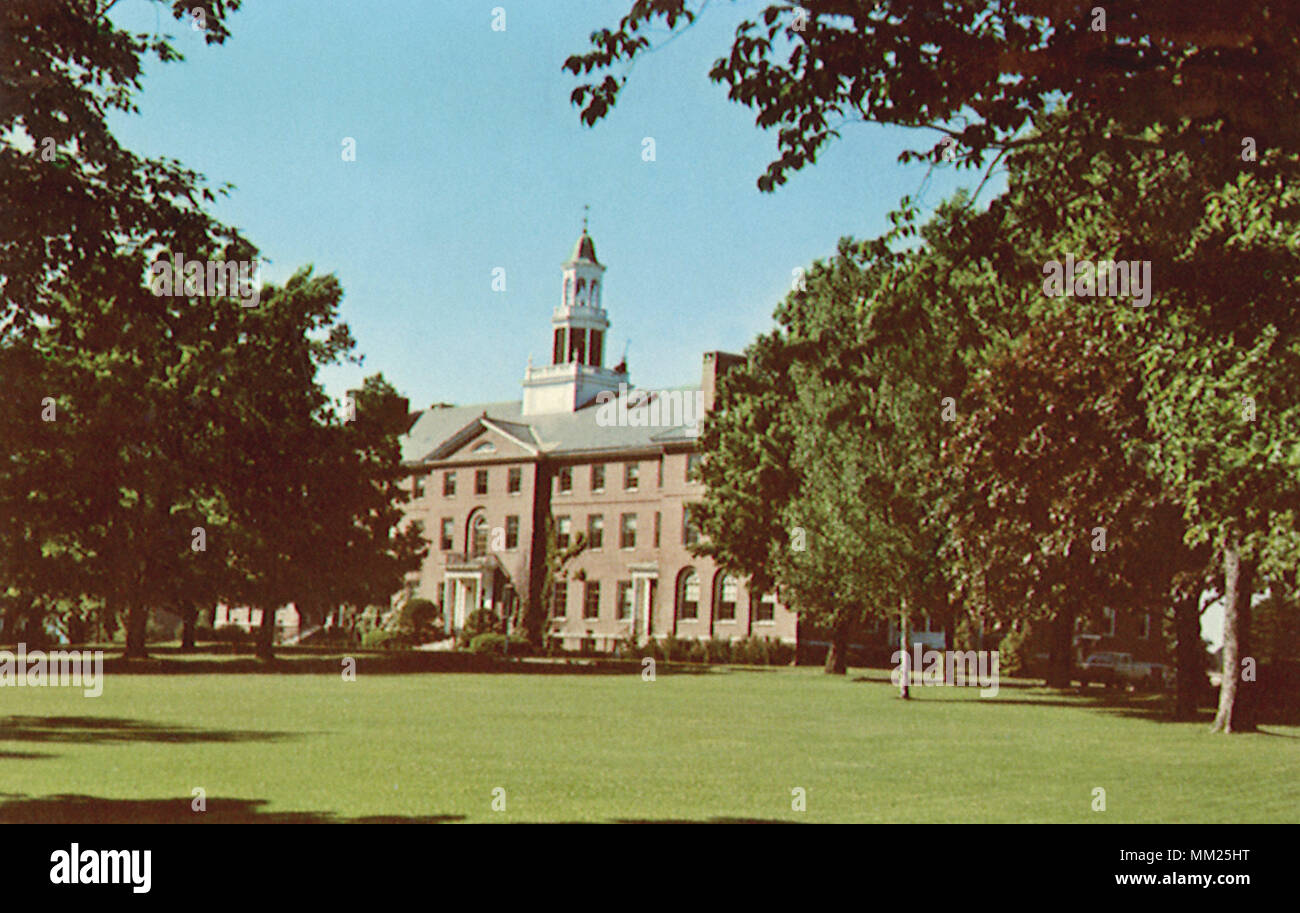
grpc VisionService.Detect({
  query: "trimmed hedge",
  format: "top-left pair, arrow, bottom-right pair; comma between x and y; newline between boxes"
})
612,635 -> 793,666
468,633 -> 533,656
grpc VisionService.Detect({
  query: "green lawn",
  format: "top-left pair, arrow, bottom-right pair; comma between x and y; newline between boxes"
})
1,663 -> 1296,822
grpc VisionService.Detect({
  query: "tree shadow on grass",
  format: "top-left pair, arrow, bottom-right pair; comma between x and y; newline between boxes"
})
884,692 -> 1234,725
0,794 -> 463,824
0,715 -> 300,745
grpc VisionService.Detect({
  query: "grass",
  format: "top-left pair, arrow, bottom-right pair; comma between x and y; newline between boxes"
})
0,661 -> 1296,822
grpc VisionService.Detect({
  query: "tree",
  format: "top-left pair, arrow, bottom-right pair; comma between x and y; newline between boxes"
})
535,516 -> 587,647
941,308 -> 1212,702
696,198 -> 1015,677
567,1 -> 1300,191
2,0 -> 247,330
214,272 -> 424,660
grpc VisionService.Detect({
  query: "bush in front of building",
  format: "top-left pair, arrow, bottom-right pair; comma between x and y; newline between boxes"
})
468,632 -> 533,656
361,629 -> 418,650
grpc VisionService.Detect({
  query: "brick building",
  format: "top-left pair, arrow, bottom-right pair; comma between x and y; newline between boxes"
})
397,228 -> 798,651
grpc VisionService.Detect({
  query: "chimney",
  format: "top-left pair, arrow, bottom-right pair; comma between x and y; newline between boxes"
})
701,351 -> 744,412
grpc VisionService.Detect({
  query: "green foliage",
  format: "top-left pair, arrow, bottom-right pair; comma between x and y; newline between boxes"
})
997,627 -> 1032,678
361,629 -> 415,650
567,2 -> 1300,192
468,633 -> 532,656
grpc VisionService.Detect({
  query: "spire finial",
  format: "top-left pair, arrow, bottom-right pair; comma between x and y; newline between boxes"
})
582,204 -> 589,233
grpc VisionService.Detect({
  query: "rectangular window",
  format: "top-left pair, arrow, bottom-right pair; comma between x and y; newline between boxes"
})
717,576 -> 737,621
475,469 -> 489,495
558,466 -> 573,493
439,518 -> 454,551
584,581 -> 601,619
624,462 -> 639,491
617,581 -> 633,620
552,581 -> 568,618
620,513 -> 637,549
653,511 -> 661,549
1103,607 -> 1116,637
552,328 -> 566,364
589,329 -> 603,366
412,476 -> 425,500
443,471 -> 457,496
755,594 -> 776,623
1139,612 -> 1150,639
507,466 -> 522,493
683,505 -> 701,546
686,452 -> 702,482
556,516 -> 571,549
657,458 -> 664,488
587,514 -> 604,549
505,515 -> 519,550
590,464 -> 605,492
681,575 -> 700,620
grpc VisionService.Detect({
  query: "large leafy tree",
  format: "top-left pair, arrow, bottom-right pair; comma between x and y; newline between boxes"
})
567,0 -> 1300,191
941,308 -> 1212,708
1,0 -> 246,331
213,270 -> 425,660
696,199 -> 1019,676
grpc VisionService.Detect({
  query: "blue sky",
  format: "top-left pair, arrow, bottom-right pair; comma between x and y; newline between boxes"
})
107,0 -> 988,408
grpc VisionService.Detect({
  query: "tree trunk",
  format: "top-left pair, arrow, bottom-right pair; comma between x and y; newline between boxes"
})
1045,609 -> 1074,688
1212,545 -> 1256,733
823,618 -> 848,675
939,600 -> 957,684
179,604 -> 197,652
256,606 -> 276,660
1173,593 -> 1202,721
123,603 -> 150,660
898,603 -> 911,700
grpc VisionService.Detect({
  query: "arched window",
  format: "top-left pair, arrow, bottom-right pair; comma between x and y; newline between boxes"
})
713,573 -> 738,621
575,278 -> 586,304
676,568 -> 699,620
589,280 -> 599,306
469,512 -> 489,557
564,277 -> 572,304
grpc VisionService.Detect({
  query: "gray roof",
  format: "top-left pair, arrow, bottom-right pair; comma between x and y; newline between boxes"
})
401,388 -> 705,465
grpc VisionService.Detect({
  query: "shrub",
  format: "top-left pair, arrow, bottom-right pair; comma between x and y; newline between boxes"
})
396,598 -> 441,637
767,641 -> 796,666
463,609 -> 500,638
705,638 -> 732,664
731,637 -> 766,665
468,632 -> 532,656
998,626 -> 1031,677
659,636 -> 685,662
361,629 -> 415,650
